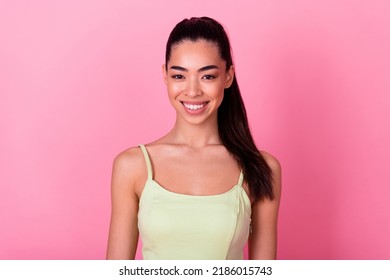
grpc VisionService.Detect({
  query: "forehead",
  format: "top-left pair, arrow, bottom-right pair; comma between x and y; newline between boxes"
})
168,40 -> 224,68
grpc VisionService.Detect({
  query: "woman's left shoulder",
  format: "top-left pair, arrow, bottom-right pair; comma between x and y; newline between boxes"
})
259,150 -> 281,174
259,150 -> 282,201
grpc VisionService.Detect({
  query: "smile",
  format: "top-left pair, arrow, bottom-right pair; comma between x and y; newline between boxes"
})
181,101 -> 209,111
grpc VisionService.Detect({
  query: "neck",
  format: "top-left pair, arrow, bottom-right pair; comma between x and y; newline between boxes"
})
168,115 -> 221,148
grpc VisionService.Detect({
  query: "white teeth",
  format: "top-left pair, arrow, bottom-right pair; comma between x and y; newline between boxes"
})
183,103 -> 206,110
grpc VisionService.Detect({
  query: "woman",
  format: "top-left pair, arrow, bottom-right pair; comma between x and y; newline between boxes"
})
106,17 -> 281,260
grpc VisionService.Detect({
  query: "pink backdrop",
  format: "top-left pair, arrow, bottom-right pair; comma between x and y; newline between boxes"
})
1,0 -> 389,259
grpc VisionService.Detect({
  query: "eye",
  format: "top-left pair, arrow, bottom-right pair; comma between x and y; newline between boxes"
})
171,74 -> 185,79
202,75 -> 216,80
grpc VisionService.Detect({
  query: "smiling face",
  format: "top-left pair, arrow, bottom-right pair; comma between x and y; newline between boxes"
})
163,40 -> 234,126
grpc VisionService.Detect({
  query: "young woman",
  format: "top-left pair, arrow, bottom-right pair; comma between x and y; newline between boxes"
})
106,17 -> 281,260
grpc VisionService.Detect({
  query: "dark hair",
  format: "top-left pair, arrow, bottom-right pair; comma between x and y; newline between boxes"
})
165,17 -> 274,202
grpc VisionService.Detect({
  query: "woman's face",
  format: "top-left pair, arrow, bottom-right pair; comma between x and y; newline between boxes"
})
163,40 -> 234,126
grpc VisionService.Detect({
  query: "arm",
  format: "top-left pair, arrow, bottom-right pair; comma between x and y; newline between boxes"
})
106,152 -> 139,259
248,152 -> 282,260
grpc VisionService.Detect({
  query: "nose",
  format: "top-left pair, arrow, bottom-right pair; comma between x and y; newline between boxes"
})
185,77 -> 201,97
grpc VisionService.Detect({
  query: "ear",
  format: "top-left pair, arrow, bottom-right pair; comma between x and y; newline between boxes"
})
162,64 -> 168,85
225,65 -> 235,89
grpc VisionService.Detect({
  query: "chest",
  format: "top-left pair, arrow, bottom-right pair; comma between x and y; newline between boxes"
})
151,151 -> 241,196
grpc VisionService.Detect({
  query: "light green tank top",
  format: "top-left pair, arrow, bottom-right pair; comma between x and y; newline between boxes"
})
138,144 -> 251,260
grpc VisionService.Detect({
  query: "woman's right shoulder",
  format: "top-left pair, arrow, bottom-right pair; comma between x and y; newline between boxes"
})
113,146 -> 144,169
111,146 -> 147,191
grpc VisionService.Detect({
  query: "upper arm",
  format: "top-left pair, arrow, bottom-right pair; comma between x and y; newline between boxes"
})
248,151 -> 282,260
106,150 -> 141,259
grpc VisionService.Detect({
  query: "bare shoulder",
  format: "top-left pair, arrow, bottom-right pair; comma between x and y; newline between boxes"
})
113,146 -> 145,171
111,146 -> 147,197
259,150 -> 282,196
259,150 -> 281,176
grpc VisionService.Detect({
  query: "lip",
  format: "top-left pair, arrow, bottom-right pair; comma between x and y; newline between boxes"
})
180,101 -> 209,105
180,101 -> 209,115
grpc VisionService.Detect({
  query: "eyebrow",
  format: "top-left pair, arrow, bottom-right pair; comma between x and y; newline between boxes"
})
170,65 -> 219,72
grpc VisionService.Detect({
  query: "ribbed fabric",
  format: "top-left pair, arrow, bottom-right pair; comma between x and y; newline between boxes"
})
137,144 -> 251,260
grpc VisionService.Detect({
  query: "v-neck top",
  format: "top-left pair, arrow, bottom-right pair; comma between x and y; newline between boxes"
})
137,144 -> 251,260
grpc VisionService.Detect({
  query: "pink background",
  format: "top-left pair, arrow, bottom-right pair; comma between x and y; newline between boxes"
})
1,0 -> 389,259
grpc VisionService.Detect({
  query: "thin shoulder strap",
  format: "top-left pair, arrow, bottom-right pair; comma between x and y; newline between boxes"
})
237,170 -> 244,186
139,144 -> 153,180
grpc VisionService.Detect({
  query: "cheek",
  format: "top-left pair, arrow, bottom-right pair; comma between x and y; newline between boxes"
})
167,82 -> 184,96
208,82 -> 225,98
